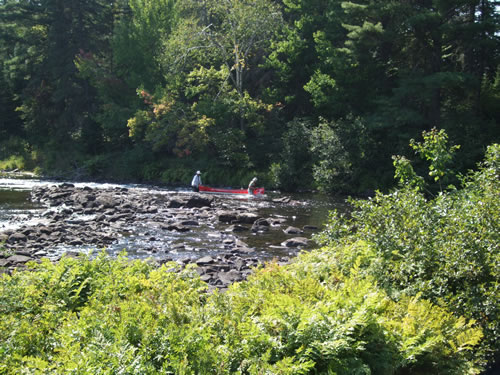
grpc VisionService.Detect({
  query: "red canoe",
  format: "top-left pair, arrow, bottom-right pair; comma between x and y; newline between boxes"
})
198,185 -> 265,195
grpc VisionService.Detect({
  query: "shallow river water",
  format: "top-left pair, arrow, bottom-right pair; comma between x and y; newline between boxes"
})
0,175 -> 348,262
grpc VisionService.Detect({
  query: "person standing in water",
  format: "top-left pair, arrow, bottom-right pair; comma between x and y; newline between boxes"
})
248,177 -> 258,194
191,170 -> 202,192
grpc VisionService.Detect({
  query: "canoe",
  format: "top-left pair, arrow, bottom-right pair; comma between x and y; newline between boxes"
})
198,185 -> 265,195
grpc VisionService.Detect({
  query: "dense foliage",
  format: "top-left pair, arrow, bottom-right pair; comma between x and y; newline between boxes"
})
1,0 -> 499,191
315,136 -> 500,370
0,249 -> 485,374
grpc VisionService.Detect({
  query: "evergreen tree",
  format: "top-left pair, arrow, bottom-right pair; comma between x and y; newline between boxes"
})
1,0 -> 114,169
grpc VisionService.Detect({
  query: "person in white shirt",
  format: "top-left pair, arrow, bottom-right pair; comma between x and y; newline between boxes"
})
248,177 -> 257,194
191,170 -> 202,192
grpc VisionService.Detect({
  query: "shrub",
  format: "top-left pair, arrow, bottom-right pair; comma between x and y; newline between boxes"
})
0,155 -> 25,171
315,142 -> 500,368
0,249 -> 483,374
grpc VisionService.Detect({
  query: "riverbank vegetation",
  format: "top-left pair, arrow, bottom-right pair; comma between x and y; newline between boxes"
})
1,0 -> 499,192
0,136 -> 498,373
316,137 -> 500,372
0,250 -> 485,374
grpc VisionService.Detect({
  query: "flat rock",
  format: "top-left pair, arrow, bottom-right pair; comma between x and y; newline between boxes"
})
196,256 -> 215,265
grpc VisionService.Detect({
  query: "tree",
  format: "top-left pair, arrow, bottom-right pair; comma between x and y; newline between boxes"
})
127,0 -> 284,168
266,0 -> 348,120
200,0 -> 282,130
1,0 -> 115,170
76,0 -> 176,151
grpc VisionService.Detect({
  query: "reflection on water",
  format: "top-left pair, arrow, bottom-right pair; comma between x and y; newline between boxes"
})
0,177 -> 348,261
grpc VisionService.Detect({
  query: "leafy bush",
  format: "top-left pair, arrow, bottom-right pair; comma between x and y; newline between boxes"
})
0,249 -> 483,374
315,141 -> 500,368
0,155 -> 25,171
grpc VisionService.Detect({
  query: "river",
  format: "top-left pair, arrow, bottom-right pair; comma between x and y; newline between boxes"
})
0,175 -> 347,263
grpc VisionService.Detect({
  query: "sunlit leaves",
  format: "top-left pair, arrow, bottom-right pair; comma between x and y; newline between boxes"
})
316,142 -> 500,367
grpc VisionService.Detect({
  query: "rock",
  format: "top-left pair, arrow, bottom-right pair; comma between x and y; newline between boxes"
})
303,225 -> 318,230
251,218 -> 270,232
251,224 -> 269,233
217,210 -> 238,223
3,179 -> 315,290
232,247 -> 254,254
196,256 -> 215,265
164,223 -> 190,232
200,274 -> 212,282
14,250 -> 32,257
171,243 -> 186,250
48,191 -> 72,200
167,199 -> 184,208
108,213 -> 131,222
270,218 -> 286,226
6,254 -> 32,264
218,269 -> 243,285
37,226 -> 52,234
185,195 -> 213,208
283,226 -> 303,235
61,251 -> 81,259
233,258 -> 246,271
226,224 -> 248,232
33,250 -> 48,257
96,194 -> 120,209
281,237 -> 309,248
272,196 -> 291,204
234,239 -> 250,248
180,220 -> 199,226
0,259 -> 10,267
7,233 -> 27,243
254,218 -> 270,226
236,213 -> 260,224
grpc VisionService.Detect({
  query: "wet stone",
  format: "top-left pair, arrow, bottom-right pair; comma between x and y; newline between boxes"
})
281,237 -> 309,248
283,226 -> 303,234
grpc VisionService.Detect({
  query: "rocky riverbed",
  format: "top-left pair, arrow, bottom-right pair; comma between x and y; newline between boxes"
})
0,183 -> 319,290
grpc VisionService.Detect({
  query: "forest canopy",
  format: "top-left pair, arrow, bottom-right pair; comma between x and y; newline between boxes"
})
1,0 -> 499,192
